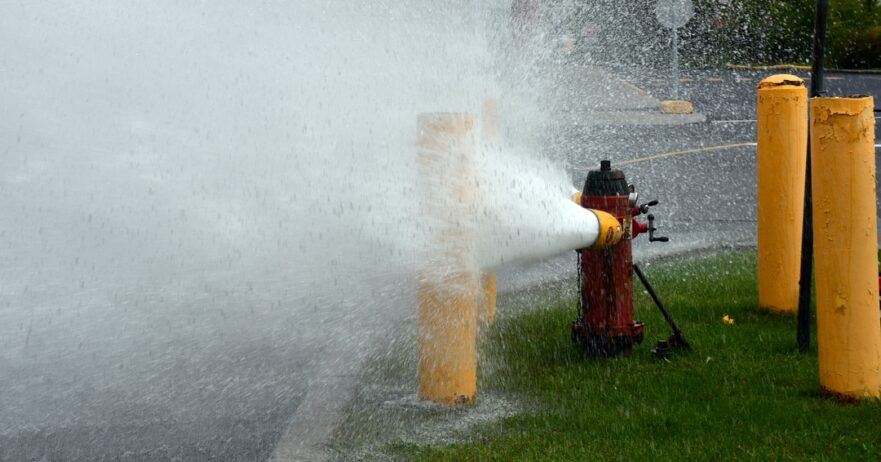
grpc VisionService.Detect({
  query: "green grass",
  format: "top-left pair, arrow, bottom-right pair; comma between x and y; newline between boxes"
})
409,251 -> 881,461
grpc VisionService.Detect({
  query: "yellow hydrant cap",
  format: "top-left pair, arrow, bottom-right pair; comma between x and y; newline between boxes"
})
757,74 -> 805,89
589,209 -> 623,250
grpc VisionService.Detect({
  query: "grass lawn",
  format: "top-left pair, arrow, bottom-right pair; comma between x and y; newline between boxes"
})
407,251 -> 881,461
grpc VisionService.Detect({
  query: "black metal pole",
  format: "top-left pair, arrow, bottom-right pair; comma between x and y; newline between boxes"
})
797,0 -> 828,353
633,263 -> 689,349
809,1 -> 828,98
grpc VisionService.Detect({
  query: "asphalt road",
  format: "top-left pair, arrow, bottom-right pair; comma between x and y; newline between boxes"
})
0,279 -> 344,461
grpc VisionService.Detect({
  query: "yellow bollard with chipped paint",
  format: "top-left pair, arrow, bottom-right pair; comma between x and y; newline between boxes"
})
416,112 -> 478,405
479,99 -> 499,325
756,74 -> 808,314
811,96 -> 881,399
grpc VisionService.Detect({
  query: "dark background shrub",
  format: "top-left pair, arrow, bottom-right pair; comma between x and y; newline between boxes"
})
568,0 -> 881,69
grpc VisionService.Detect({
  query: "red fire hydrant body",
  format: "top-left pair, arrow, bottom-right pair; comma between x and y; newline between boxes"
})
573,161 -> 645,356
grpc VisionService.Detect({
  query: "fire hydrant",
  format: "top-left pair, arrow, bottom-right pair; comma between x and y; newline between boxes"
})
572,160 -> 677,357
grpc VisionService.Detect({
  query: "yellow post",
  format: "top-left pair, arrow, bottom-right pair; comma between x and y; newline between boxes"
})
480,273 -> 497,324
811,96 -> 881,399
417,113 -> 478,405
480,99 -> 498,324
756,74 -> 808,314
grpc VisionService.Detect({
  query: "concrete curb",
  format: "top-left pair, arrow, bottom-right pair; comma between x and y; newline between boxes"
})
269,374 -> 359,462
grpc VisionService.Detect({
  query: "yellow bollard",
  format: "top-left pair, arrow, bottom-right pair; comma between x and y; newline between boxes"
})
756,74 -> 808,314
480,273 -> 497,324
416,113 -> 478,405
480,99 -> 499,325
811,96 -> 881,399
